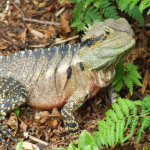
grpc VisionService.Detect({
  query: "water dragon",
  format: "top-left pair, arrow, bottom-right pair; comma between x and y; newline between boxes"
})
0,18 -> 135,149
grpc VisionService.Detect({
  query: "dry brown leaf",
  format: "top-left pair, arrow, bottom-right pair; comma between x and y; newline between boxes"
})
39,27 -> 55,38
19,28 -> 27,45
0,13 -> 6,21
47,119 -> 58,127
7,112 -> 18,135
127,48 -> 147,62
138,47 -> 147,58
145,30 -> 150,37
82,110 -> 90,118
58,0 -> 72,8
52,125 -> 66,135
52,108 -> 62,120
33,0 -> 39,6
19,121 -> 28,132
27,25 -> 45,38
37,109 -> 61,124
8,5 -> 14,11
125,92 -> 131,99
38,2 -> 46,8
83,120 -> 93,128
22,141 -> 39,149
59,12 -> 71,39
143,141 -> 149,149
138,31 -> 148,47
142,70 -> 149,94
0,45 -> 7,49
46,5 -> 54,11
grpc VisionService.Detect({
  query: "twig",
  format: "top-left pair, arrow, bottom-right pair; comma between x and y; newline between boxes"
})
29,135 -> 48,146
9,0 -> 60,26
0,29 -> 23,48
23,18 -> 60,26
54,35 -> 79,45
137,23 -> 150,27
29,35 -> 80,48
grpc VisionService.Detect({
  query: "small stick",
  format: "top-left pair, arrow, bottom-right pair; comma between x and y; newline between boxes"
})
54,35 -> 79,45
29,135 -> 48,146
0,29 -> 23,48
9,0 -> 60,26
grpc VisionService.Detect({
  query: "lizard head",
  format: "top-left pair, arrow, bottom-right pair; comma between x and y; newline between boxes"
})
79,18 -> 136,70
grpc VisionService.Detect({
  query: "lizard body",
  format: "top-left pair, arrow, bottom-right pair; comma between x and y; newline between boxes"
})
0,18 -> 135,149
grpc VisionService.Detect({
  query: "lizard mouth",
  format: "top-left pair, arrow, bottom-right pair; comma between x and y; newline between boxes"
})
102,38 -> 136,57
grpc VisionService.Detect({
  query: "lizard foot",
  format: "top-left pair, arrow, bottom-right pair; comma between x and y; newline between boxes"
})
0,117 -> 18,150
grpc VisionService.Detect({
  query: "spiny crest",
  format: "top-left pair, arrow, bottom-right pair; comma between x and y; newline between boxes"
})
82,20 -> 104,41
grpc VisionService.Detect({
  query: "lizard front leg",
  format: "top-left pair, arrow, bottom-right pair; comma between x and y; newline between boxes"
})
61,87 -> 89,136
0,76 -> 28,150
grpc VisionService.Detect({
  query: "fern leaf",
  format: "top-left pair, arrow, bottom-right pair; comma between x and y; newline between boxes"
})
133,100 -> 146,114
118,97 -> 129,116
131,116 -> 139,131
123,75 -> 133,95
130,0 -> 139,10
143,95 -> 150,110
125,62 -> 139,70
107,127 -> 111,146
101,0 -> 119,19
119,0 -> 132,11
120,117 -> 126,145
124,116 -> 132,131
115,120 -> 121,144
131,75 -> 142,87
98,124 -> 105,133
112,61 -> 125,86
93,98 -> 150,148
110,123 -> 115,146
85,0 -> 94,6
106,115 -> 113,126
124,5 -> 145,25
105,109 -> 118,122
112,103 -> 124,119
116,80 -> 124,92
139,0 -> 150,13
137,117 -> 150,142
94,0 -> 102,8
98,120 -> 109,129
103,129 -> 108,147
125,99 -> 137,115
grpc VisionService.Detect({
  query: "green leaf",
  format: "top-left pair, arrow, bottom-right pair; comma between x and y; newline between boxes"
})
94,1 -> 102,8
116,80 -> 124,92
112,61 -> 125,86
68,141 -> 78,150
78,130 -> 97,149
130,0 -> 139,10
139,0 -> 150,13
14,108 -> 21,117
15,139 -> 23,150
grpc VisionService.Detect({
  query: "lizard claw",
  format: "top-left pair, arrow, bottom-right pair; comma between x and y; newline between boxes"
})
0,121 -> 18,150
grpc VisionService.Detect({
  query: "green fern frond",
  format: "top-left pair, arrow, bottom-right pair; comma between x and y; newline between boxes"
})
101,0 -> 120,19
112,103 -> 124,119
71,0 -> 101,31
112,61 -> 142,95
93,97 -> 150,148
118,0 -> 150,15
124,5 -> 145,25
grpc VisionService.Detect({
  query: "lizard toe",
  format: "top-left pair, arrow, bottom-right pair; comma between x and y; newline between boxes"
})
0,123 -> 18,149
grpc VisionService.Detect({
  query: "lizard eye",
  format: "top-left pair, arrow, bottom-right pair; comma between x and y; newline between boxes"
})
104,30 -> 110,36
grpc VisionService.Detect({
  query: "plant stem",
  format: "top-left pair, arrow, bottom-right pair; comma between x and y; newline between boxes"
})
100,5 -> 103,21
